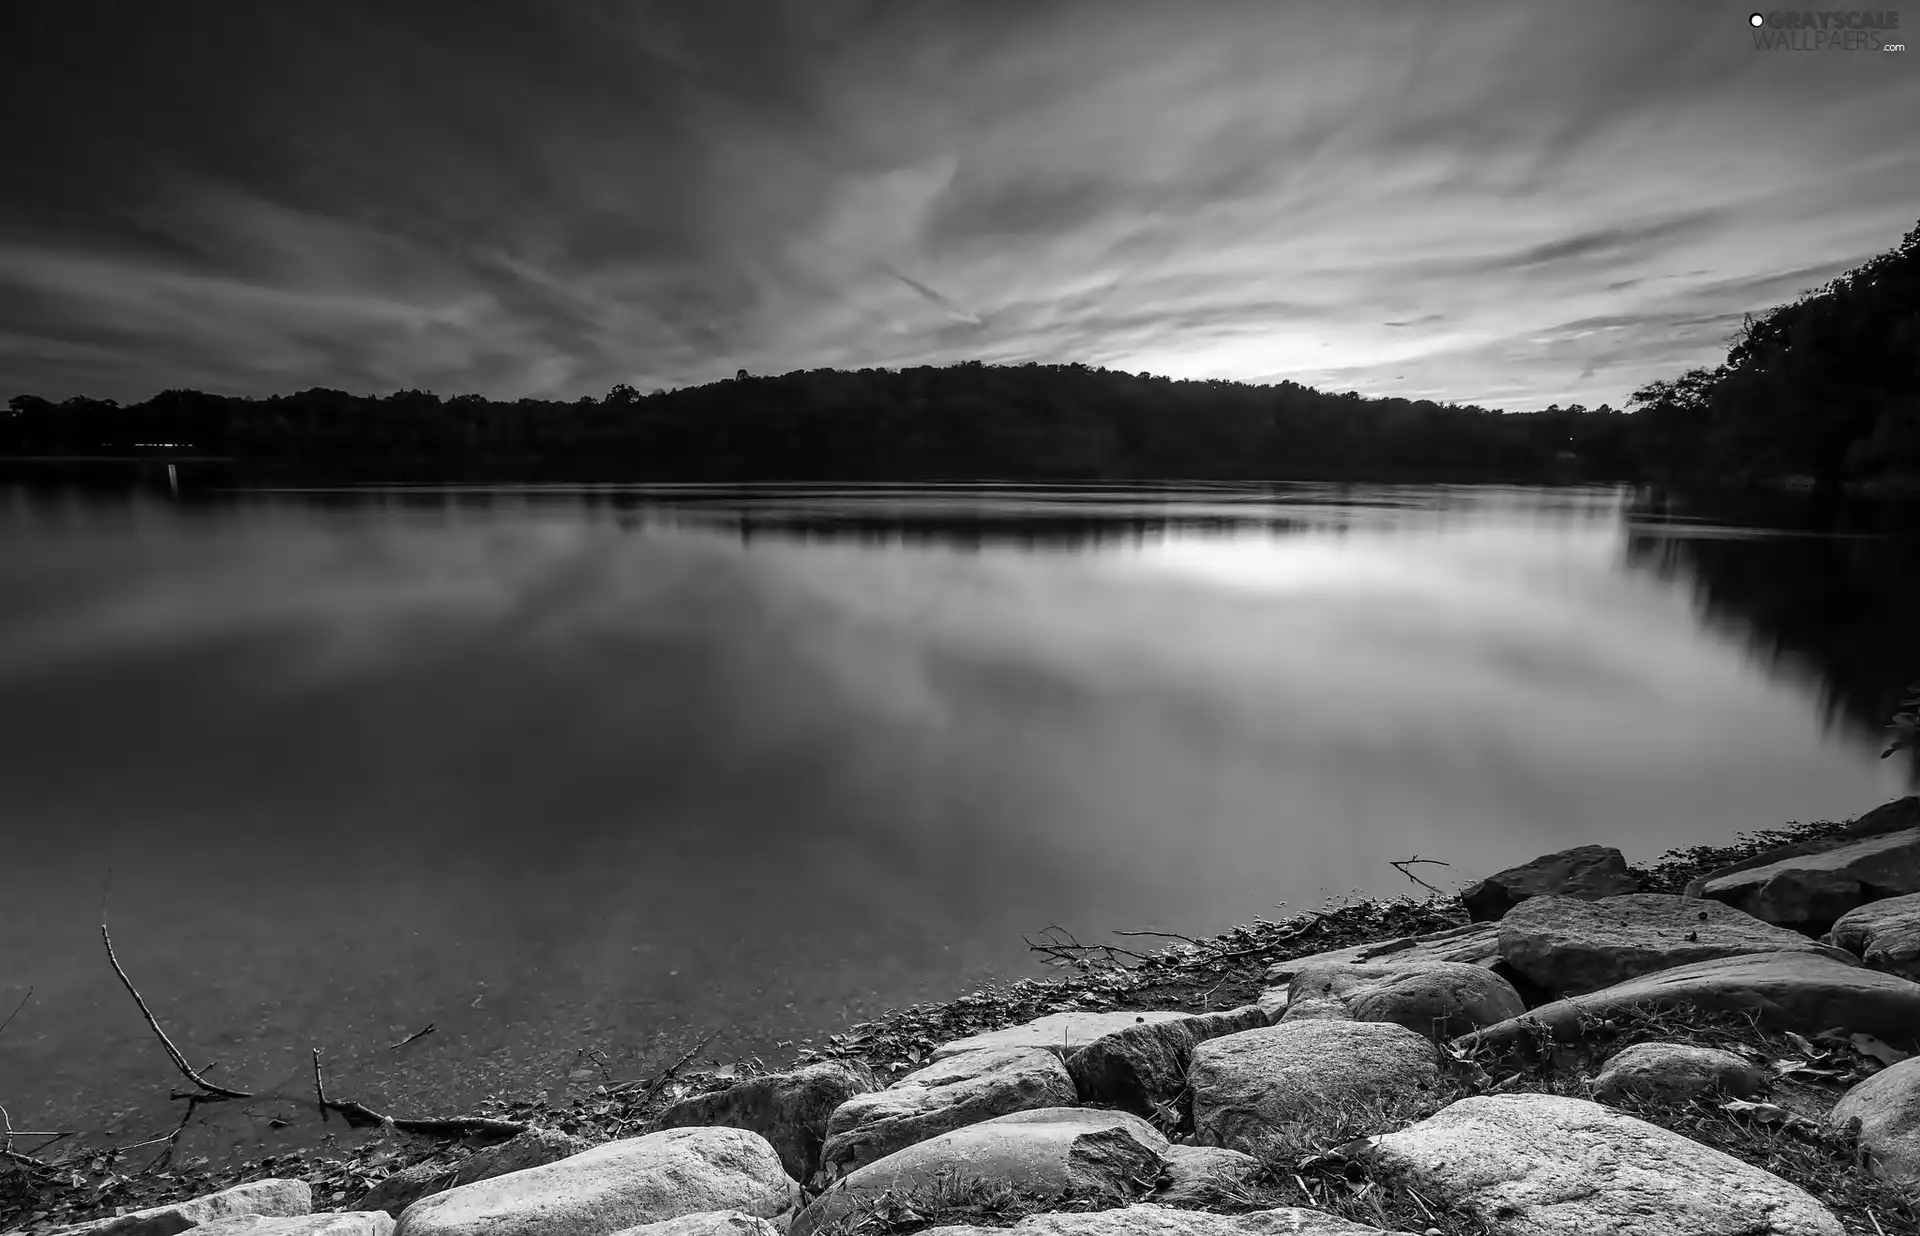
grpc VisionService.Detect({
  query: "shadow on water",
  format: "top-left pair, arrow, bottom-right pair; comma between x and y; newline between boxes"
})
1625,486 -> 1920,783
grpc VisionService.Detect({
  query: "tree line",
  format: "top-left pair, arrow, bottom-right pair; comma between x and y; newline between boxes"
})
4,219 -> 1914,486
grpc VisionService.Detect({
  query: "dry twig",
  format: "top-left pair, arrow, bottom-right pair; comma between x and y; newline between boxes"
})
0,987 -> 31,1040
388,1023 -> 437,1051
102,923 -> 252,1101
1388,855 -> 1451,896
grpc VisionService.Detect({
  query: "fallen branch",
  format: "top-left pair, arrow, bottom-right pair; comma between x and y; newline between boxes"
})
1389,855 -> 1451,896
1023,924 -> 1152,971
311,1048 -> 527,1138
1,1101 -> 51,1171
388,1023 -> 437,1051
103,923 -> 251,1101
608,1026 -> 723,1104
0,987 -> 31,1040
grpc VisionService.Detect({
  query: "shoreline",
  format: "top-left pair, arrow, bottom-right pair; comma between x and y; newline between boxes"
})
0,810 -> 1876,1233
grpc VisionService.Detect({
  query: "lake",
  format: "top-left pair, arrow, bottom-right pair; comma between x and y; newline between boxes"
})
0,480 -> 1913,1159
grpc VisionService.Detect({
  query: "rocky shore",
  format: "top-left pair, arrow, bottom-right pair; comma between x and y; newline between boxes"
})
7,797 -> 1920,1236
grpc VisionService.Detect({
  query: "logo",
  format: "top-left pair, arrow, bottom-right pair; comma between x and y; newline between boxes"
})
1749,9 -> 1904,49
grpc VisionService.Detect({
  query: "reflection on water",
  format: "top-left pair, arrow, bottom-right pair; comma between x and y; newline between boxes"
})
0,481 -> 1909,1158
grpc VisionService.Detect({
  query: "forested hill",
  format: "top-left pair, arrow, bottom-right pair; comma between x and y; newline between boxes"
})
3,217 -> 1913,485
0,367 -> 1635,482
1629,218 -> 1920,495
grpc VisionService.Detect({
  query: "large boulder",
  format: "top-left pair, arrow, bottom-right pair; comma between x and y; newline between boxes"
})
1262,922 -> 1501,986
191,1221 -> 392,1236
655,1062 -> 873,1183
918,1204 -> 1399,1236
790,1109 -> 1170,1236
1829,1056 -> 1920,1183
392,1128 -> 800,1236
1369,1093 -> 1842,1234
54,1181 -> 313,1236
1066,1005 -> 1271,1118
930,1012 -> 1191,1061
819,1047 -> 1076,1181
1826,891 -> 1920,979
606,1215 -> 780,1236
1462,952 -> 1920,1054
1497,893 -> 1851,997
1589,1042 -> 1769,1103
1151,1146 -> 1263,1207
1460,845 -> 1638,923
354,1128 -> 590,1216
1683,797 -> 1920,900
1692,826 -> 1920,929
1188,1021 -> 1441,1154
1281,961 -> 1525,1042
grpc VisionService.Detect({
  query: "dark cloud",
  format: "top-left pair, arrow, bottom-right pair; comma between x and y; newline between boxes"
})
1,0 -> 1915,408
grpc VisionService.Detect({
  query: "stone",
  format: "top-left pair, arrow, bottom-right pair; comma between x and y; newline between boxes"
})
351,1165 -> 458,1219
919,1204 -> 1398,1236
1461,952 -> 1920,1054
1281,961 -> 1525,1042
1829,1056 -> 1920,1183
355,1129 -> 591,1216
930,1012 -> 1192,1061
1369,1093 -> 1842,1235
1151,1146 -> 1264,1207
1066,1005 -> 1272,1118
1497,893 -> 1852,997
606,1214 -> 781,1236
392,1127 -> 800,1236
1826,891 -> 1920,979
1459,845 -> 1639,922
819,1047 -> 1076,1181
1188,1021 -> 1442,1154
54,1181 -> 313,1236
1683,797 -> 1920,900
1694,827 -> 1920,929
191,1220 -> 393,1236
1589,1042 -> 1769,1103
790,1109 -> 1170,1236
1263,922 -> 1500,986
655,1062 -> 873,1183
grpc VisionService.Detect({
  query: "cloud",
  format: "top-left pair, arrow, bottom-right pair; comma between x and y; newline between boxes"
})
0,0 -> 1915,409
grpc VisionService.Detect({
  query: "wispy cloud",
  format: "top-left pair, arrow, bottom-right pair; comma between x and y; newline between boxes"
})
0,0 -> 1914,408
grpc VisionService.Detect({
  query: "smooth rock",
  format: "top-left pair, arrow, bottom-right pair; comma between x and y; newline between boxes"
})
819,1047 -> 1076,1181
606,1213 -> 781,1236
1826,891 -> 1920,979
355,1130 -> 590,1217
1152,1146 -> 1264,1207
919,1204 -> 1397,1236
930,1012 -> 1192,1061
392,1127 -> 800,1236
656,1062 -> 873,1183
192,1219 -> 393,1236
1589,1042 -> 1768,1103
1189,1021 -> 1441,1154
1460,845 -> 1639,923
1683,797 -> 1920,899
1497,893 -> 1851,997
1370,1093 -> 1842,1234
1282,961 -> 1525,1041
1262,922 -> 1500,986
54,1181 -> 313,1236
1462,952 -> 1920,1053
1695,827 -> 1920,928
1829,1056 -> 1920,1183
790,1109 -> 1169,1236
1067,1005 -> 1272,1118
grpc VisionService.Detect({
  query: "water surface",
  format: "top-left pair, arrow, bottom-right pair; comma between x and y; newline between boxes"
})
0,481 -> 1910,1156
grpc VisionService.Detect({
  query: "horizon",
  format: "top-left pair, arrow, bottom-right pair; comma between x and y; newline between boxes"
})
3,2 -> 1916,412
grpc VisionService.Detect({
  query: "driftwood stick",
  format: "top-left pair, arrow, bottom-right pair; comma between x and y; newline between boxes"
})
0,986 -> 31,1040
388,1023 -> 436,1051
1389,855 -> 1451,896
311,1048 -> 527,1138
1,1101 -> 51,1171
102,923 -> 252,1100
608,1026 -> 723,1102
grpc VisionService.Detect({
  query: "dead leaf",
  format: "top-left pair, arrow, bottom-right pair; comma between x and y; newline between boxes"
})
1849,1033 -> 1911,1068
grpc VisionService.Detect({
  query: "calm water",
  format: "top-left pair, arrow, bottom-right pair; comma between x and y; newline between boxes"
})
0,481 -> 1913,1158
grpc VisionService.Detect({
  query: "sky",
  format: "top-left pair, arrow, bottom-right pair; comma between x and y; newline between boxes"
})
2,0 -> 1916,411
